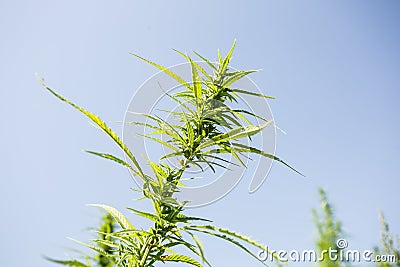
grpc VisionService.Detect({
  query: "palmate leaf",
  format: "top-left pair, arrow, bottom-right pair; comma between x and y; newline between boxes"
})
36,74 -> 146,181
133,112 -> 186,145
200,103 -> 245,125
87,204 -> 135,230
222,70 -> 258,88
197,121 -> 273,150
160,254 -> 202,267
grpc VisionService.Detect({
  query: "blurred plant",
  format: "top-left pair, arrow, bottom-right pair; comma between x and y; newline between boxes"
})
373,212 -> 400,267
45,214 -> 118,267
312,188 -> 349,267
313,190 -> 399,267
38,41 -> 299,267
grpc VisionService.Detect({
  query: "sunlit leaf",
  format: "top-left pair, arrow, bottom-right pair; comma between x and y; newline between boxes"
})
87,204 -> 135,230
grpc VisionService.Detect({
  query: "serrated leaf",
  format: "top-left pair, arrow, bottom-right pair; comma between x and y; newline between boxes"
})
36,74 -> 146,181
231,142 -> 304,176
67,237 -> 108,257
85,151 -> 136,173
126,207 -> 165,224
219,40 -> 236,76
222,70 -> 257,87
185,227 -> 266,266
231,88 -> 275,99
193,51 -> 217,72
87,204 -> 135,230
187,232 -> 211,267
139,134 -> 179,152
160,254 -> 202,267
130,53 -> 191,90
174,49 -> 212,80
197,122 -> 272,150
188,225 -> 289,266
189,57 -> 203,103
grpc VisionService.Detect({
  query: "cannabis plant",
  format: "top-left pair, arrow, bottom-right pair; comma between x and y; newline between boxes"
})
312,189 -> 400,267
373,212 -> 400,267
312,189 -> 349,267
38,41 -> 298,267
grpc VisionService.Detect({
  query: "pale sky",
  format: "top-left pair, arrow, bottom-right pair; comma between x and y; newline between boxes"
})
1,1 -> 399,266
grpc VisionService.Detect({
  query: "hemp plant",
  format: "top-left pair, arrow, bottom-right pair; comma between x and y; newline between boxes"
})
312,189 -> 349,267
38,41 -> 298,267
374,212 -> 400,267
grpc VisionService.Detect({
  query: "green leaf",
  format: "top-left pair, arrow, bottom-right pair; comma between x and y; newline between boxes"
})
174,49 -> 212,80
84,150 -> 137,173
197,122 -> 272,150
139,134 -> 179,152
93,238 -> 120,249
132,112 -> 186,145
189,57 -> 203,103
87,204 -> 135,230
130,53 -> 191,90
165,91 -> 195,114
44,257 -> 89,267
231,88 -> 275,99
160,151 -> 184,161
127,120 -> 164,132
126,207 -> 166,225
231,142 -> 304,176
219,39 -> 236,76
231,109 -> 268,123
160,254 -> 202,267
186,232 -> 212,267
68,237 -> 109,257
222,70 -> 257,87
188,225 -> 288,266
174,213 -> 212,223
193,50 -> 217,72
186,227 -> 266,266
36,74 -> 146,181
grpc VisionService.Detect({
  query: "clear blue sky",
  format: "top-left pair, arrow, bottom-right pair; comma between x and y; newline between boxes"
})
1,1 -> 399,266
